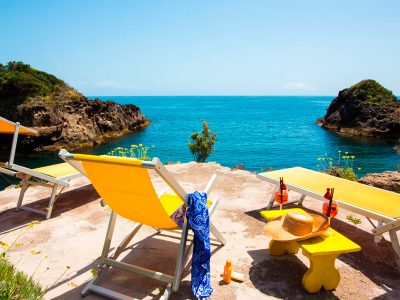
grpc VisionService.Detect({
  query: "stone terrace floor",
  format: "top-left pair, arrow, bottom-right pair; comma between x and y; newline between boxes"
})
0,162 -> 399,299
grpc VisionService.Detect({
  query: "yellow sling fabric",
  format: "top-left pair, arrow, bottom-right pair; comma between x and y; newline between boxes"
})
262,167 -> 400,219
0,117 -> 37,135
81,158 -> 179,229
33,163 -> 79,179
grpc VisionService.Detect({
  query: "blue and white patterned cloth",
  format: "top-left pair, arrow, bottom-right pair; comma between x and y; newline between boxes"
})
170,191 -> 213,299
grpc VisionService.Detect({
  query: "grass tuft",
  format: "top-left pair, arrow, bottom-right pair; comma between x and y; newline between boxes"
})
0,258 -> 43,299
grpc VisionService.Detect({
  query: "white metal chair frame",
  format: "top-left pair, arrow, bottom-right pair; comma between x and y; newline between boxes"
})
60,150 -> 226,300
0,117 -> 81,219
258,171 -> 400,270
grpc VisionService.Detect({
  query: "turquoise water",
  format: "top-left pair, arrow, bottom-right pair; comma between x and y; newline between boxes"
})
1,96 -> 399,190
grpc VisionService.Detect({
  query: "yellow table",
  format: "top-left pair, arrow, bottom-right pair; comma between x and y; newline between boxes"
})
260,208 -> 361,293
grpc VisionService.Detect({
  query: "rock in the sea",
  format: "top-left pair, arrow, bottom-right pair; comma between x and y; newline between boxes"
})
358,171 -> 400,193
317,80 -> 400,138
231,164 -> 244,171
0,62 -> 149,152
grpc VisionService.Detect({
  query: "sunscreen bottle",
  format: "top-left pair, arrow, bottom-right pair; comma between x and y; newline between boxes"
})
223,260 -> 232,284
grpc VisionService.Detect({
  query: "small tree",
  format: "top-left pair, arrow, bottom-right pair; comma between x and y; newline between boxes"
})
188,121 -> 216,162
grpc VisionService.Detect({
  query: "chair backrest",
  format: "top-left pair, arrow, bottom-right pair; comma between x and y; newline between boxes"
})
60,152 -> 188,229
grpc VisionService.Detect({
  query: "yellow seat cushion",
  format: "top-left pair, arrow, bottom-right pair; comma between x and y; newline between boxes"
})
159,193 -> 212,217
33,162 -> 79,179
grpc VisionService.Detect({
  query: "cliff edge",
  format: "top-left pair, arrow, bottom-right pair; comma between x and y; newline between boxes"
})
0,62 -> 149,152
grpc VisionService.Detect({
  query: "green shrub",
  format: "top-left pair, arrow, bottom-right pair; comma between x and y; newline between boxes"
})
317,151 -> 360,181
346,79 -> 398,105
188,121 -> 216,162
0,61 -> 65,104
0,221 -> 43,299
0,259 -> 43,299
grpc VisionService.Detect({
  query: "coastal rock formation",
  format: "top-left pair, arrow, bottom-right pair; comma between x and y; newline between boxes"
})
317,80 -> 400,138
358,171 -> 400,193
0,62 -> 149,152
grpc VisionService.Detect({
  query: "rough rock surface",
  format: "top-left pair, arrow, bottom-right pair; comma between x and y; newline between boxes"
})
317,80 -> 400,138
9,97 -> 148,152
358,171 -> 400,193
0,62 -> 149,152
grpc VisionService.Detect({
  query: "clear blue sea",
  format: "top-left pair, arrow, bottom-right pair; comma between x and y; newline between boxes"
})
1,96 -> 399,190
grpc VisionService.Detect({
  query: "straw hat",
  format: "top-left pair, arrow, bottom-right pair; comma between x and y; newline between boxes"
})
264,212 -> 329,242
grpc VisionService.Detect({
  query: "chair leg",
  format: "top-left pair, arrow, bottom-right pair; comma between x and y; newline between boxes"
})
82,212 -> 117,297
46,183 -> 62,219
172,221 -> 189,292
389,229 -> 400,270
160,283 -> 172,300
101,212 -> 117,264
16,180 -> 29,210
298,194 -> 306,206
267,184 -> 278,209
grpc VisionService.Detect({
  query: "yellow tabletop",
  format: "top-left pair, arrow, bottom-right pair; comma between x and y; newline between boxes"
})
260,167 -> 400,219
299,228 -> 361,256
34,163 -> 79,179
261,208 -> 361,256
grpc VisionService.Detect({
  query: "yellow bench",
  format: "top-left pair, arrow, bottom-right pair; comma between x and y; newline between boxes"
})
260,208 -> 361,293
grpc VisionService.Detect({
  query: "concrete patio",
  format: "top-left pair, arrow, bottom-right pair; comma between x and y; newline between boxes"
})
0,162 -> 399,299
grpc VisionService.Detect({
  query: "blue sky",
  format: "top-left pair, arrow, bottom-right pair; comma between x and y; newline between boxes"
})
1,0 -> 399,96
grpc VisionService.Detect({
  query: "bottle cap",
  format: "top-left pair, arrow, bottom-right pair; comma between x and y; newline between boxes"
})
226,259 -> 232,266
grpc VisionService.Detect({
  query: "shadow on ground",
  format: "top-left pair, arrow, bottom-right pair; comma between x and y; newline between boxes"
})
0,184 -> 99,234
53,230 -> 223,300
248,249 -> 339,299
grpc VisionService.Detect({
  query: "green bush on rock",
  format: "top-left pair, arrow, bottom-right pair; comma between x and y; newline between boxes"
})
345,80 -> 397,104
0,61 -> 65,106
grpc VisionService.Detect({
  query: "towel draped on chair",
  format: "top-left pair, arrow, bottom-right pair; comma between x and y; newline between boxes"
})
171,191 -> 213,299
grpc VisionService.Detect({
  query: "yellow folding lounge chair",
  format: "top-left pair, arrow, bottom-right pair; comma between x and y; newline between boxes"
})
59,149 -> 226,300
0,116 -> 81,219
258,167 -> 400,270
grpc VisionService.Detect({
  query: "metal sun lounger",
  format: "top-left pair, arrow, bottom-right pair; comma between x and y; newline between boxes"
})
59,149 -> 226,300
0,116 -> 81,219
258,166 -> 400,270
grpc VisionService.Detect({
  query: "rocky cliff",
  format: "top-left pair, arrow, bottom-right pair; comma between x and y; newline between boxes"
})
317,80 -> 400,138
0,62 -> 149,152
359,171 -> 400,193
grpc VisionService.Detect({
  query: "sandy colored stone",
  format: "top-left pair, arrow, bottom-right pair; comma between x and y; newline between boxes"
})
0,162 -> 399,299
359,171 -> 400,193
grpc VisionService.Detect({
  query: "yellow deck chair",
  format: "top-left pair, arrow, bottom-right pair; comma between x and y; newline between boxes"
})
59,149 -> 226,300
258,167 -> 400,270
0,116 -> 81,219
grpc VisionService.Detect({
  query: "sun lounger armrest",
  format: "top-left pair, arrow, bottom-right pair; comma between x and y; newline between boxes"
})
204,174 -> 217,194
372,219 -> 400,235
0,167 -> 16,177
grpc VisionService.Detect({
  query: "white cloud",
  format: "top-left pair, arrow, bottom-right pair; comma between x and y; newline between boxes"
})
283,82 -> 316,92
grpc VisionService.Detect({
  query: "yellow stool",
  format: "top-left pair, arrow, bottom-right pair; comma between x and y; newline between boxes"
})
260,208 -> 361,293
